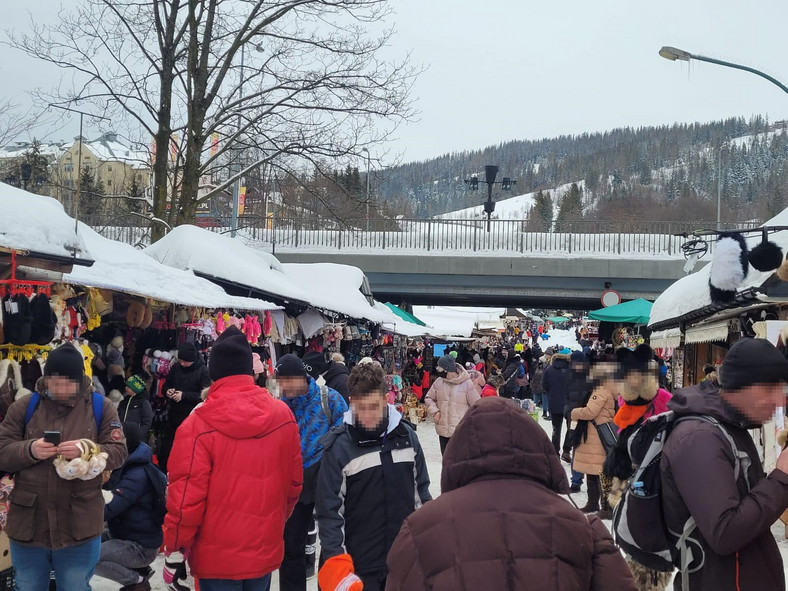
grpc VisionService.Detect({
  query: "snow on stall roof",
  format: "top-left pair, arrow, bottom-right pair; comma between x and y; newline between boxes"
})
371,302 -> 429,337
281,263 -> 391,322
68,225 -> 279,310
649,207 -> 788,328
0,185 -> 87,258
145,225 -> 308,303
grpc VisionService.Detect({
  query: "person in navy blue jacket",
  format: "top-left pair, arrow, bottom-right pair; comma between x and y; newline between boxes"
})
95,424 -> 165,591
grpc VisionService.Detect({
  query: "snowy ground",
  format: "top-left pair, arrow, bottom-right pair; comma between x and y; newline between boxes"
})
94,413 -> 788,590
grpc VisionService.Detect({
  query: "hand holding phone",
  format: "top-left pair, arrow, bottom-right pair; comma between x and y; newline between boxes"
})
43,431 -> 61,446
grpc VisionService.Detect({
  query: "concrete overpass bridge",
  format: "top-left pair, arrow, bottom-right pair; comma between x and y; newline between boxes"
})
94,217 -> 749,309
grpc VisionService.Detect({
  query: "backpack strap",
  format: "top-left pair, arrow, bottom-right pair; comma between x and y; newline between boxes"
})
320,385 -> 331,422
91,392 -> 104,435
25,392 -> 104,435
671,414 -> 750,588
24,393 -> 42,429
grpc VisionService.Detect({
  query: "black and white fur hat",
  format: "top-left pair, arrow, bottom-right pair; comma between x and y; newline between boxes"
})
709,232 -> 748,305
748,228 -> 783,273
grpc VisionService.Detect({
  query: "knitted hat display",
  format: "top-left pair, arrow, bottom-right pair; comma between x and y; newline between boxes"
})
209,326 -> 253,382
709,232 -> 749,305
125,375 -> 147,396
748,229 -> 783,272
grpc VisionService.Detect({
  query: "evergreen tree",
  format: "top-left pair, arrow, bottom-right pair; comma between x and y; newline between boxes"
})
557,182 -> 583,224
78,166 -> 105,217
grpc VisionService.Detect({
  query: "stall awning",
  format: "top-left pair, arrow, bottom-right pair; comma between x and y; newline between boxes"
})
650,328 -> 682,349
384,303 -> 427,326
685,321 -> 730,345
588,299 -> 653,325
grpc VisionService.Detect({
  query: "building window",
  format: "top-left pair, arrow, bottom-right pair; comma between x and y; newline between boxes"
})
136,173 -> 142,180
107,165 -> 112,172
106,180 -> 112,188
66,154 -> 72,160
64,164 -> 73,172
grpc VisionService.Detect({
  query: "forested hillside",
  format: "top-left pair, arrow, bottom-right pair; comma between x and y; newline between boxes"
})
379,116 -> 788,223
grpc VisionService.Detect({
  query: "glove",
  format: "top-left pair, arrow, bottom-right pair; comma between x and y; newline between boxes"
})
163,550 -> 189,591
318,554 -> 363,591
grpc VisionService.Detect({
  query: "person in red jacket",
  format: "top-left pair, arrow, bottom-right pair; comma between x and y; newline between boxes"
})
161,326 -> 303,590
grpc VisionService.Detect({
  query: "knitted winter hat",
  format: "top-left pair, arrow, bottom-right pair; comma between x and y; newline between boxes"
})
709,232 -> 749,305
275,354 -> 308,379
178,342 -> 198,363
436,355 -> 458,373
718,338 -> 788,391
209,326 -> 253,382
125,375 -> 146,396
44,344 -> 85,382
302,351 -> 328,379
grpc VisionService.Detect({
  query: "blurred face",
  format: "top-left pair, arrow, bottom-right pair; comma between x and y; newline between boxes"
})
502,350 -> 509,359
278,375 -> 310,398
125,386 -> 136,397
179,360 -> 194,368
721,382 -> 786,425
46,376 -> 80,401
351,392 -> 387,431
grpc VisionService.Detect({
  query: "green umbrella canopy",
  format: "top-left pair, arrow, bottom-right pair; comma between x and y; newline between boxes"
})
547,316 -> 570,324
384,302 -> 427,327
587,298 -> 653,326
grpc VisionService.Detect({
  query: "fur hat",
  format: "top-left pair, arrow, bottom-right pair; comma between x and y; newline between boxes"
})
709,232 -> 749,305
126,301 -> 146,328
749,229 -> 783,273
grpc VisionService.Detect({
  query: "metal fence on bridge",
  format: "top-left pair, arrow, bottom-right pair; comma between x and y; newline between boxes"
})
83,215 -> 760,257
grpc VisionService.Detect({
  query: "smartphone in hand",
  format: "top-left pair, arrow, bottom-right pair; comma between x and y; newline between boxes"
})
43,431 -> 61,446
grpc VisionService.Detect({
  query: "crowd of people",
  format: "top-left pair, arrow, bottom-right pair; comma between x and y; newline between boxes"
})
2,326 -> 788,590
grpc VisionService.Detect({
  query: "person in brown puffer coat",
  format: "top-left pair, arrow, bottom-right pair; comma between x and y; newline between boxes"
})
385,397 -> 637,591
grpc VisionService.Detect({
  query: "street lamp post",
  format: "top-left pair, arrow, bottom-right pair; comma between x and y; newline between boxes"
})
659,46 -> 788,96
464,165 -> 516,232
361,148 -> 371,233
660,46 -> 788,230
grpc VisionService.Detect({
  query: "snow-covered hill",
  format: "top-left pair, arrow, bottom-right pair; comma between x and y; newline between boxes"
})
434,180 -> 584,220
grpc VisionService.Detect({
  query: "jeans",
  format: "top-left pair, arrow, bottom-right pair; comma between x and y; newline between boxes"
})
95,539 -> 159,586
11,536 -> 101,591
534,392 -> 547,412
280,501 -> 315,591
200,575 -> 272,591
571,469 -> 585,488
551,414 -> 564,454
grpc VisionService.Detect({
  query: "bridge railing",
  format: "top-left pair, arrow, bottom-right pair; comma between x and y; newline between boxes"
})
83,215 -> 760,256
215,217 -> 760,256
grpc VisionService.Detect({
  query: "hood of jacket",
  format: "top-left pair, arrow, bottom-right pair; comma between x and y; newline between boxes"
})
551,354 -> 571,369
194,374 -> 282,438
323,362 -> 349,383
442,365 -> 471,386
125,441 -> 154,468
441,397 -> 568,495
669,380 -> 759,429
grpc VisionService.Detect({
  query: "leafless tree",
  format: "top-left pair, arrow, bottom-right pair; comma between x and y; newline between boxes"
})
0,99 -> 29,146
10,0 -> 417,240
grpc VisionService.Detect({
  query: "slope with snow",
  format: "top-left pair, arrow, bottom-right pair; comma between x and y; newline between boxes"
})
435,181 -> 583,220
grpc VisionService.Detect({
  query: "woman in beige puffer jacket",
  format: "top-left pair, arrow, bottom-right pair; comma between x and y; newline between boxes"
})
425,364 -> 480,456
570,363 -> 618,516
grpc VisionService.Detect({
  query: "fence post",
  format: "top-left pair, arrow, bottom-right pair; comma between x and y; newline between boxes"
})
520,231 -> 524,253
382,228 -> 387,250
338,228 -> 342,250
427,220 -> 432,252
667,223 -> 672,256
295,221 -> 300,248
568,228 -> 572,254
473,225 -> 478,252
617,232 -> 621,255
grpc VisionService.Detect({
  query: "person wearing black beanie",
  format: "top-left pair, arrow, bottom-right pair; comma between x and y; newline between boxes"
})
209,326 -> 253,382
44,343 -> 85,385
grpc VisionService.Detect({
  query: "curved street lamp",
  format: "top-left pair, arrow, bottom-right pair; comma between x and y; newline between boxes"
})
659,46 -> 788,95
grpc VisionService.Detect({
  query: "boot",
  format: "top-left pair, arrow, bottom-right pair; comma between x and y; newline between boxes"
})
120,582 -> 151,591
596,490 -> 613,520
580,475 -> 601,513
132,567 -> 155,582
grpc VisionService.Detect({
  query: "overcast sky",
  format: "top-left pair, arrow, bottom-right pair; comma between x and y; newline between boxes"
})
3,0 -> 788,164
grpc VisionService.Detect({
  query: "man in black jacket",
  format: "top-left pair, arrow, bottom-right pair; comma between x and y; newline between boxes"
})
323,354 -> 351,404
316,362 -> 431,591
542,350 -> 572,456
158,342 -> 210,472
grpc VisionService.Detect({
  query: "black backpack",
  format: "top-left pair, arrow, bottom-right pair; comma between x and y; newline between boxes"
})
610,411 -> 750,587
142,463 -> 168,526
